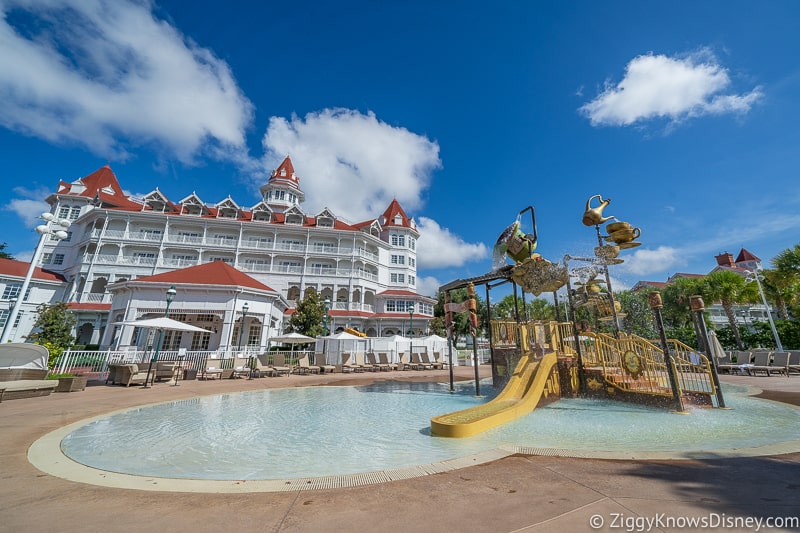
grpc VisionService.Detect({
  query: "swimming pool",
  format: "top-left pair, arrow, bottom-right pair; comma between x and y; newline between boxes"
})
56,380 -> 800,483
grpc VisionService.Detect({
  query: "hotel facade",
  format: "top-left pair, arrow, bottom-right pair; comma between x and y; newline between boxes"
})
0,156 -> 434,350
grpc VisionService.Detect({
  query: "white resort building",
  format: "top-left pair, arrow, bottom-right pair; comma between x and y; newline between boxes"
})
0,156 -> 434,350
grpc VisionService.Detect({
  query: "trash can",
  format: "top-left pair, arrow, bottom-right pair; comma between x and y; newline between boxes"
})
183,369 -> 198,381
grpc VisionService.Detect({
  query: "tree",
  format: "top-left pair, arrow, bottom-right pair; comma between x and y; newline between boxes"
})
434,287 -> 488,338
0,242 -> 13,260
287,288 -> 325,338
770,244 -> 800,320
702,270 -> 758,350
26,302 -> 76,369
491,294 -> 554,321
616,290 -> 657,339
660,277 -> 705,330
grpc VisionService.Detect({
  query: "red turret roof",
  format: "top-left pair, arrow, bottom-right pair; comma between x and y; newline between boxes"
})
381,199 -> 410,228
132,261 -> 276,292
268,155 -> 302,190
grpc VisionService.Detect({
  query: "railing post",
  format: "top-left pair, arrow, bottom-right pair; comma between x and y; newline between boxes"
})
690,296 -> 727,409
649,292 -> 686,413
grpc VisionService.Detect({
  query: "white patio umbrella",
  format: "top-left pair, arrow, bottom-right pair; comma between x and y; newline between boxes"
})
270,332 -> 316,344
115,317 -> 211,332
320,331 -> 367,364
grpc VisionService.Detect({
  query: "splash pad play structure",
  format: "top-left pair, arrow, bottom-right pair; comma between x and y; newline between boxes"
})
431,198 -> 728,438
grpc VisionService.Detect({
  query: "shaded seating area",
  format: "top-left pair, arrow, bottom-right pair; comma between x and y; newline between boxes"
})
340,352 -> 363,373
0,344 -> 58,401
270,353 -> 292,376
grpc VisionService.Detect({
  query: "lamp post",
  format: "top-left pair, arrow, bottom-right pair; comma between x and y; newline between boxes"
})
1,298 -> 18,343
408,302 -> 414,357
143,285 -> 177,388
323,296 -> 331,336
0,213 -> 71,344
237,302 -> 250,349
745,266 -> 783,352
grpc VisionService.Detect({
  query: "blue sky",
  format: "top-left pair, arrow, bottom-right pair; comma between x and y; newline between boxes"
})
2,0 -> 799,298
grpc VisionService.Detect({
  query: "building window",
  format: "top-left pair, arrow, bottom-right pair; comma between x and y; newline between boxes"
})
247,324 -> 262,346
58,206 -> 81,220
409,257 -> 415,268
3,283 -> 21,300
52,254 -> 65,265
390,273 -> 405,283
409,275 -> 415,285
386,301 -> 397,312
162,331 -> 182,351
409,237 -> 416,251
391,234 -> 405,247
13,310 -> 23,327
42,253 -> 52,264
0,309 -> 8,329
190,332 -> 211,350
390,255 -> 405,265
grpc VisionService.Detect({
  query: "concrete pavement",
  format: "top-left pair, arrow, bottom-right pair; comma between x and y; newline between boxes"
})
1,367 -> 799,532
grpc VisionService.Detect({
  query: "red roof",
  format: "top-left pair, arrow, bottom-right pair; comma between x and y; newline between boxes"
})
132,261 -> 276,292
735,248 -> 761,263
377,289 -> 421,296
268,155 -> 302,190
0,258 -> 66,282
67,303 -> 112,311
57,166 -> 142,209
380,199 -> 411,229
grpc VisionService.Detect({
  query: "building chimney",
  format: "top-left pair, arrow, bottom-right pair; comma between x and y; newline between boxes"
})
715,252 -> 735,267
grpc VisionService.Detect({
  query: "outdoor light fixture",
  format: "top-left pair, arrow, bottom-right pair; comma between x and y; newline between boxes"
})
744,266 -> 783,352
143,285 -> 177,388
0,212 -> 71,343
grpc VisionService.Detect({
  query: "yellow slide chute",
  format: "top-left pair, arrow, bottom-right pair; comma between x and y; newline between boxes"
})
430,352 -> 559,438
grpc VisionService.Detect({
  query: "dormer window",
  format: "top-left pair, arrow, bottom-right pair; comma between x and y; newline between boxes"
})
394,214 -> 402,225
286,213 -> 303,225
280,169 -> 286,176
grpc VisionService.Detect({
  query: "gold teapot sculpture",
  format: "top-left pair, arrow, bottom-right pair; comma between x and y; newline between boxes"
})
582,195 -> 614,226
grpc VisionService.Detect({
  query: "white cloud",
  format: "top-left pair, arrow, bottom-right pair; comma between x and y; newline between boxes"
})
580,50 -> 762,127
0,0 -> 253,163
415,275 -> 442,298
415,217 -> 489,269
620,246 -> 683,276
4,186 -> 51,226
261,108 -> 441,222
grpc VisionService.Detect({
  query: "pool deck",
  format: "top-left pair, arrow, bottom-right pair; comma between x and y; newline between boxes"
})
2,367 -> 799,532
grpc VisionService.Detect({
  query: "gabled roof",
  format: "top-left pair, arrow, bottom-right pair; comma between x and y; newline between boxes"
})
0,258 -> 66,282
735,248 -> 761,264
380,199 -> 411,229
131,261 -> 275,292
56,166 -> 142,209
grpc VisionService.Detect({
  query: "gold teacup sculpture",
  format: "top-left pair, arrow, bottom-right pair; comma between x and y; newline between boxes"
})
605,220 -> 631,233
606,226 -> 641,244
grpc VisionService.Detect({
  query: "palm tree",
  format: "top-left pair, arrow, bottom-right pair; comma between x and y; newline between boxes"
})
660,277 -> 706,329
770,244 -> 800,320
703,270 -> 758,349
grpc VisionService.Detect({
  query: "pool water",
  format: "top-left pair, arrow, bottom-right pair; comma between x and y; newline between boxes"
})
60,381 -> 800,480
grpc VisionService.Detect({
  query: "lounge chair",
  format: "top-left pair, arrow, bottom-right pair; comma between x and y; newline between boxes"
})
118,364 -> 151,386
410,352 -> 433,370
253,355 -> 276,377
313,353 -> 335,373
746,352 -> 779,376
765,352 -> 790,376
398,352 -> 411,371
367,352 -> 391,371
356,353 -> 378,372
433,351 -> 450,369
295,354 -> 320,375
200,365 -> 223,380
231,357 -> 252,378
340,352 -> 362,373
270,353 -> 292,376
422,352 -> 442,370
786,351 -> 800,375
377,352 -> 398,371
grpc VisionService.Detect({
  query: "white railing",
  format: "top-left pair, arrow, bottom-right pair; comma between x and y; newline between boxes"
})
81,292 -> 112,303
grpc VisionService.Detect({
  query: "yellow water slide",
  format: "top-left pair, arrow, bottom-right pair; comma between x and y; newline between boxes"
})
430,352 -> 559,438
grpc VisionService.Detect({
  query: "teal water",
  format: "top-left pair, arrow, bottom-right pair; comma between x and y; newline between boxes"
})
60,381 -> 800,480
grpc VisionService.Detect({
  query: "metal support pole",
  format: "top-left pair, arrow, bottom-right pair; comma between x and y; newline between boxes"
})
143,286 -> 176,389
595,225 -> 621,337
690,296 -> 726,409
649,292 -> 686,413
565,269 -> 587,395
445,290 -> 455,391
468,283 -> 481,397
